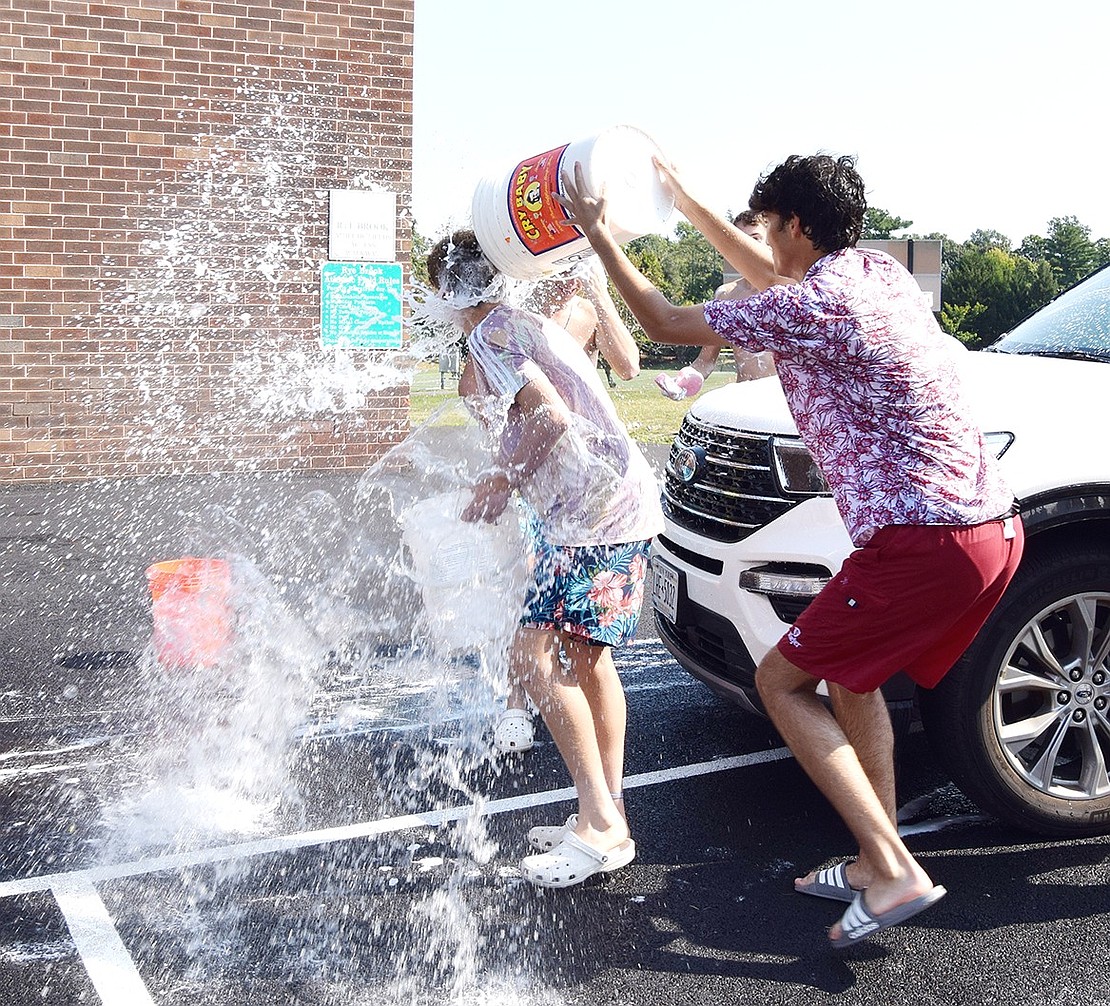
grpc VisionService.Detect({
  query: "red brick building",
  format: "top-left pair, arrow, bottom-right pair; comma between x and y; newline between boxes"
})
0,0 -> 413,482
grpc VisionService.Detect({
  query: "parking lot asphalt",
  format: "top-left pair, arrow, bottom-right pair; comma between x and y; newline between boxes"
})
2,468 -> 1109,1006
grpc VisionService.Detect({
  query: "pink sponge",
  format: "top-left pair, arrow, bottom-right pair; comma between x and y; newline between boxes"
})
656,367 -> 705,400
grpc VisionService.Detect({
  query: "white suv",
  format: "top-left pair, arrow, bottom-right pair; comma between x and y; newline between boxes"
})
651,265 -> 1110,837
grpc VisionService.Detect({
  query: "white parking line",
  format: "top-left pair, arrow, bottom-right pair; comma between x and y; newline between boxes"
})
0,746 -> 793,900
4,738 -> 980,1005
0,745 -> 793,1006
52,875 -> 156,1006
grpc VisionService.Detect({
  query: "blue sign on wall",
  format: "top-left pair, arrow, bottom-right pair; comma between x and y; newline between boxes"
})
320,261 -> 403,349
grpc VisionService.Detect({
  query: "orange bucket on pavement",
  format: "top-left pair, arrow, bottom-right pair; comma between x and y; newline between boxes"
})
146,557 -> 232,668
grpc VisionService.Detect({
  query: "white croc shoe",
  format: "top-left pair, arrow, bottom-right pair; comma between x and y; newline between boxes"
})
493,708 -> 535,753
519,832 -> 636,889
527,814 -> 578,852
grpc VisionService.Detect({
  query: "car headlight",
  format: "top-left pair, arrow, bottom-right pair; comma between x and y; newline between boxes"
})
771,430 -> 1015,497
770,436 -> 829,496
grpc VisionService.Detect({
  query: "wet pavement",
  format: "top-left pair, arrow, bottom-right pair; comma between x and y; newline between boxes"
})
1,471 -> 1109,1005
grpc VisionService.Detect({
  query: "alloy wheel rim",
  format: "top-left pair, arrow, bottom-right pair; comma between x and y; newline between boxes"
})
992,591 -> 1110,800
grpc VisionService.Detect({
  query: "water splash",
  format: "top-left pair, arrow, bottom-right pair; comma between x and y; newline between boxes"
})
20,65 -> 622,1004
78,398 -> 569,1004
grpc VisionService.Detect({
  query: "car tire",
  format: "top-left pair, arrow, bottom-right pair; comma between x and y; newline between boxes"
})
918,540 -> 1110,837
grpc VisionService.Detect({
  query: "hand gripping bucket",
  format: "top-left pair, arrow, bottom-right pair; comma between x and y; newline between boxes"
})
146,557 -> 232,668
471,124 -> 675,280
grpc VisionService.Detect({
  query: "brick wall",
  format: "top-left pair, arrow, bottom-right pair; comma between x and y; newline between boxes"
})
0,0 -> 414,481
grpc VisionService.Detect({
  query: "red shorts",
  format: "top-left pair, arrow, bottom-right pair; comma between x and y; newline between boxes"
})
776,516 -> 1024,694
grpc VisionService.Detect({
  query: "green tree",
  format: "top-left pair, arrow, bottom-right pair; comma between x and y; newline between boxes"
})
1001,255 -> 1057,332
943,246 -> 1013,346
1017,233 -> 1048,262
965,229 -> 1011,252
939,301 -> 986,344
667,221 -> 724,305
1044,215 -> 1096,288
862,207 -> 912,238
942,245 -> 1057,346
623,227 -> 723,364
625,234 -> 676,299
1094,237 -> 1110,270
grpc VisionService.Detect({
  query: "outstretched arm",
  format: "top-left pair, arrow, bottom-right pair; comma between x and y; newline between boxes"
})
580,258 -> 640,380
555,164 -> 723,348
654,157 -> 785,291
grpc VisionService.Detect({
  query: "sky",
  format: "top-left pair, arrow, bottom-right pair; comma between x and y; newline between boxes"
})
411,0 -> 1108,247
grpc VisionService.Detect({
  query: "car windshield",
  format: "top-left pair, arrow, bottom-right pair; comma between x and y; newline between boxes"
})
988,265 -> 1110,362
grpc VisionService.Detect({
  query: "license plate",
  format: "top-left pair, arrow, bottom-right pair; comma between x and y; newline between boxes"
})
651,559 -> 680,623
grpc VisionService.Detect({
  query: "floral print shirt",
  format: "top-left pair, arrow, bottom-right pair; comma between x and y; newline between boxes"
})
704,248 -> 1014,546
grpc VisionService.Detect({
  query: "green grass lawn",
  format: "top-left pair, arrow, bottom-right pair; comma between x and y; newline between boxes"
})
408,362 -> 734,445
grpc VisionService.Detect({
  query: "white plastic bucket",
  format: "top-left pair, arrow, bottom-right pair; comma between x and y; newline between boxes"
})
471,125 -> 675,280
399,490 -> 529,653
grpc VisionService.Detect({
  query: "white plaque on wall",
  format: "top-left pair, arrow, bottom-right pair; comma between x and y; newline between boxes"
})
328,189 -> 397,262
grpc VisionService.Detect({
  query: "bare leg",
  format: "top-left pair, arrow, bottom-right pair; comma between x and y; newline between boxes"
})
505,629 -> 530,711
794,683 -> 897,892
490,628 -> 536,753
564,637 -> 627,824
514,628 -> 627,851
755,647 -> 934,940
829,683 -> 897,823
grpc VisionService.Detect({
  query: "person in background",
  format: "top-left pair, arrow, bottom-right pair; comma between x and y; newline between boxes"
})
427,229 -> 663,888
556,153 -> 1022,945
655,209 -> 775,400
493,257 -> 643,755
531,255 -> 641,387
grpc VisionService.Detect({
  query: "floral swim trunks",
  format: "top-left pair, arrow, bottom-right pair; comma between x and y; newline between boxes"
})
521,532 -> 652,648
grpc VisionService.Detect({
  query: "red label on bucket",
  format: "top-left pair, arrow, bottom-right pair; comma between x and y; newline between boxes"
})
506,143 -> 581,256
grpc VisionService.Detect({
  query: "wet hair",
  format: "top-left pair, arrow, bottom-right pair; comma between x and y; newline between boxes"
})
527,272 -> 580,315
426,229 -> 499,300
748,154 -> 866,252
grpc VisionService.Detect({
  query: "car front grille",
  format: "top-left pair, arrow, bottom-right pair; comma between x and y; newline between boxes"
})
663,414 -> 801,543
655,597 -> 762,701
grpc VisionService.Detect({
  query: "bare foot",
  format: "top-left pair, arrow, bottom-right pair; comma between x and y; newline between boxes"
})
573,817 -> 630,854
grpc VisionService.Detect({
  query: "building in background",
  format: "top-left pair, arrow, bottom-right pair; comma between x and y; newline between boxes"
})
722,238 -> 942,310
1,0 -> 414,482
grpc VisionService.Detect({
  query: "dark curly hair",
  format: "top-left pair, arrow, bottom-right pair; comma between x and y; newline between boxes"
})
426,228 -> 498,299
748,154 -> 866,252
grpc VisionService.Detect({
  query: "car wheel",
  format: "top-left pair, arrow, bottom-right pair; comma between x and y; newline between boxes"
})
919,541 -> 1110,837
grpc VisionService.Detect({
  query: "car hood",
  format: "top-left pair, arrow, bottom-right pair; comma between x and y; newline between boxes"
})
688,349 -> 1106,433
686,350 -> 1109,496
